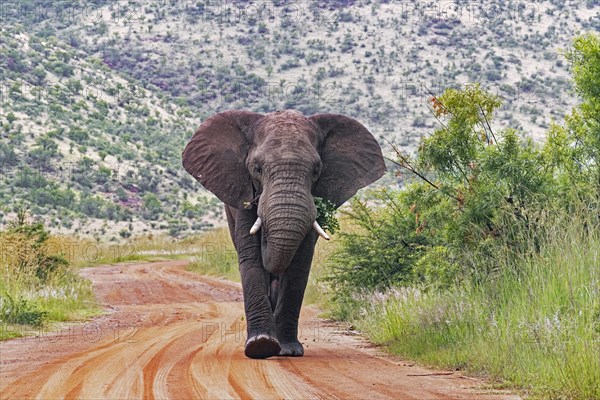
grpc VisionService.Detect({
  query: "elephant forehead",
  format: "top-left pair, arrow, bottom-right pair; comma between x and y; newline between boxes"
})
260,137 -> 319,164
256,119 -> 321,146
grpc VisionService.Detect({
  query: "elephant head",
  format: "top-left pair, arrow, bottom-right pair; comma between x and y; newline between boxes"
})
182,110 -> 385,275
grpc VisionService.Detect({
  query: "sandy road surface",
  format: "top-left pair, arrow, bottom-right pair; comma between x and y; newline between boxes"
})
0,260 -> 519,399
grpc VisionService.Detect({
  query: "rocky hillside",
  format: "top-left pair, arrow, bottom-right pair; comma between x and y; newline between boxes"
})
1,0 -> 598,239
0,24 -> 219,239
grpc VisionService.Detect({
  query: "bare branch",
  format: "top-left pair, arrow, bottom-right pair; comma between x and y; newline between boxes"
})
478,104 -> 498,144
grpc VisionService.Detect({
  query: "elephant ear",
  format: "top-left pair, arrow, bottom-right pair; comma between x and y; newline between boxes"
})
310,114 -> 386,207
182,110 -> 264,209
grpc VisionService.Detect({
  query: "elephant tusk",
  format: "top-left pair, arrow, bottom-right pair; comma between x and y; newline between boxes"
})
249,217 -> 262,235
313,221 -> 330,240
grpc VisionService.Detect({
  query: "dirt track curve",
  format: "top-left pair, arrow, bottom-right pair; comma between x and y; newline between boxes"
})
0,260 -> 519,399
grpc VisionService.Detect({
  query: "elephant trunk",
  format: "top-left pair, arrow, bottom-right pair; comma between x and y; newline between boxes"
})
260,178 -> 316,275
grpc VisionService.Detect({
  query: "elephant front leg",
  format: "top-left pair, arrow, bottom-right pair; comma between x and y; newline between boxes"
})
274,232 -> 317,357
239,261 -> 281,359
234,209 -> 281,359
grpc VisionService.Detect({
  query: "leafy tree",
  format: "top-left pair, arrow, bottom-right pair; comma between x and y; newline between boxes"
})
6,112 -> 17,124
551,33 -> 600,193
327,84 -> 554,301
5,207 -> 69,283
47,60 -> 73,77
0,142 -> 18,165
66,79 -> 83,94
116,187 -> 128,202
142,193 -> 162,220
31,66 -> 47,85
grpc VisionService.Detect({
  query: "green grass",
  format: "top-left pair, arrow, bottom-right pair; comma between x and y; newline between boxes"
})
0,274 -> 100,341
0,218 -> 101,340
183,228 -> 241,282
0,267 -> 101,339
354,214 -> 600,399
74,232 -> 235,267
304,232 -> 339,307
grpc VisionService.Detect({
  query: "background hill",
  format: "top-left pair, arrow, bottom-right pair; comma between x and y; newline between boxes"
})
1,0 -> 598,239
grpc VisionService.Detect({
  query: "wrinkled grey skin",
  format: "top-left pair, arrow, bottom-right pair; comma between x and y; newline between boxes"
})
182,110 -> 385,359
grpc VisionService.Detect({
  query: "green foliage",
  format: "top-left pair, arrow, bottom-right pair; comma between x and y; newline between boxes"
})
143,193 -> 162,220
565,33 -> 600,118
419,84 -> 502,180
358,207 -> 600,400
411,246 -> 459,289
327,32 -> 600,298
6,112 -> 17,124
314,196 -> 339,234
322,33 -> 600,399
327,84 -> 556,305
1,294 -> 47,326
119,228 -> 132,239
6,207 -> 70,283
46,60 -> 73,77
0,142 -> 18,165
557,33 -> 600,190
324,192 -> 429,310
0,208 -> 98,335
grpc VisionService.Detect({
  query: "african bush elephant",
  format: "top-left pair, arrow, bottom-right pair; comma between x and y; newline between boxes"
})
182,110 -> 385,359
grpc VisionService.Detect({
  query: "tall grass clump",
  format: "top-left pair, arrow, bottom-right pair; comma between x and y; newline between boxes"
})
321,34 -> 600,399
358,208 -> 599,399
0,208 -> 98,339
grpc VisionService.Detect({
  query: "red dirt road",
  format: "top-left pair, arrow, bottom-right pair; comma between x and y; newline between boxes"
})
0,260 -> 519,399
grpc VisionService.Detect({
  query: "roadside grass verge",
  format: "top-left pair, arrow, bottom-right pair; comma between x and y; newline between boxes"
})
353,212 -> 600,400
0,214 -> 100,340
304,217 -> 353,307
64,232 -> 226,268
184,228 -> 240,282
61,228 -> 238,278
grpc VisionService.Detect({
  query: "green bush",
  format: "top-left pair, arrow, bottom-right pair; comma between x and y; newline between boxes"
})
0,208 -> 98,336
3,209 -> 70,284
314,197 -> 339,234
1,294 -> 46,326
326,84 -> 557,304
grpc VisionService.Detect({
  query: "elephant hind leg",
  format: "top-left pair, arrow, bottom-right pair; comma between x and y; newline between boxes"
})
279,340 -> 304,357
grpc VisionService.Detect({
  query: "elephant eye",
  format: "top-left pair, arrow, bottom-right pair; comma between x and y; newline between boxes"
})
255,165 -> 262,174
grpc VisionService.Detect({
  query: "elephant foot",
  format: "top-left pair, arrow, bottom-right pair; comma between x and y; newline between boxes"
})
279,340 -> 304,357
244,334 -> 281,359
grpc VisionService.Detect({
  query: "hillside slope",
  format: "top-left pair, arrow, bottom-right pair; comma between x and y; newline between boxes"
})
1,0 -> 598,238
66,0 -> 597,140
0,24 -> 220,239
